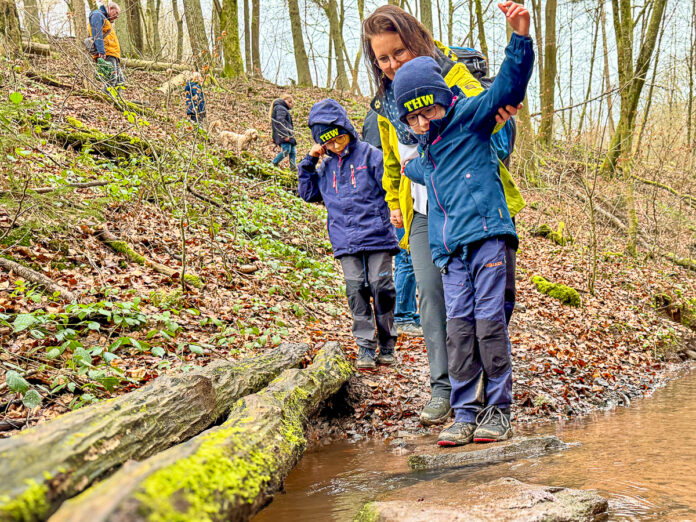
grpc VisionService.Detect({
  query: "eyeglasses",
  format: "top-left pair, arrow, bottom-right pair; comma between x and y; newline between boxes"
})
374,48 -> 410,69
405,105 -> 440,126
325,134 -> 349,147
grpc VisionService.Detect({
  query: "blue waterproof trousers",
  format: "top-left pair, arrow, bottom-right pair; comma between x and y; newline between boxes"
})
442,237 -> 513,423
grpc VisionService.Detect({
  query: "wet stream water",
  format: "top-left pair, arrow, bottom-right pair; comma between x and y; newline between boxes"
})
255,367 -> 696,521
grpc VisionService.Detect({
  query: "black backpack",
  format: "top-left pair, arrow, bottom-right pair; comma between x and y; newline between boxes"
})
448,46 -> 516,167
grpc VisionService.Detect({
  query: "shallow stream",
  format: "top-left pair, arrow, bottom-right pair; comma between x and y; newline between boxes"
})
255,367 -> 696,521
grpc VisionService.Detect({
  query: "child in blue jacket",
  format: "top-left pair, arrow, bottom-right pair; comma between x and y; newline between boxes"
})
184,72 -> 206,124
392,1 -> 534,446
298,99 -> 400,369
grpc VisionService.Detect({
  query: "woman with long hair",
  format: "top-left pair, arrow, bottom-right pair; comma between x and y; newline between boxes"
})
361,6 -> 525,426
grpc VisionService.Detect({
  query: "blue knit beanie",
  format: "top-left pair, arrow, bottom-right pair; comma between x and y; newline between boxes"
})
392,56 -> 454,124
311,123 -> 348,144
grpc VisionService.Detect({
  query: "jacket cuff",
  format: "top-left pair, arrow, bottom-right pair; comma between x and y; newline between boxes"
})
509,32 -> 533,48
303,153 -> 320,165
388,201 -> 400,211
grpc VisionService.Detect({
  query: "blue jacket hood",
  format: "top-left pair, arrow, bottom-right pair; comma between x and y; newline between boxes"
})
308,99 -> 359,144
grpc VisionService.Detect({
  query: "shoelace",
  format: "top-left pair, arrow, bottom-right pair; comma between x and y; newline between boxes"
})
475,405 -> 510,429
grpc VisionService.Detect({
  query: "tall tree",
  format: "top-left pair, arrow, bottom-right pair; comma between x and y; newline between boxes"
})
220,0 -> 244,76
251,0 -> 260,74
182,0 -> 209,65
600,1 -> 614,134
287,0 -> 312,85
171,0 -> 183,61
145,0 -> 162,58
0,0 -> 22,57
124,0 -> 144,55
211,0 -> 222,65
601,0 -> 668,175
420,0 -> 432,33
70,0 -> 89,43
243,0 -> 251,72
313,0 -> 348,90
23,0 -> 46,42
531,0 -> 557,147
473,0 -> 488,57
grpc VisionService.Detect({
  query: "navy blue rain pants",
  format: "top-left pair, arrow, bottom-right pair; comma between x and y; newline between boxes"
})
442,237 -> 512,423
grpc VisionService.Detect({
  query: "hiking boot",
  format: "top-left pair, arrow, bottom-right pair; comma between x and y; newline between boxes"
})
419,397 -> 452,426
396,322 -> 424,337
473,405 -> 512,443
437,421 -> 477,447
376,351 -> 396,365
355,348 -> 377,370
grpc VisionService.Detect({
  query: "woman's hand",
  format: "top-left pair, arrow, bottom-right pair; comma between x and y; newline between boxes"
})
494,103 -> 523,124
498,1 -> 530,37
309,144 -> 325,158
390,209 -> 404,228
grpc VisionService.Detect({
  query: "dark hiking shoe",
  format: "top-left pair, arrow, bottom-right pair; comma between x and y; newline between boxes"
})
419,397 -> 452,426
473,405 -> 512,443
376,352 -> 396,365
396,322 -> 423,337
355,349 -> 377,370
437,421 -> 477,447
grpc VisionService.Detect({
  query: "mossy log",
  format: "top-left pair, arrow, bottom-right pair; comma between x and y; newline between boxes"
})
0,257 -> 75,301
530,222 -> 569,246
531,275 -> 581,307
0,342 -> 309,522
95,225 -> 203,289
50,342 -> 352,522
42,124 -> 160,159
73,90 -> 156,118
224,153 -> 298,190
21,40 -> 51,56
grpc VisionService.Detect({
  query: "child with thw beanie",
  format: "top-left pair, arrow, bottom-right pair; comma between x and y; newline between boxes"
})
298,99 -> 400,370
392,1 -> 535,446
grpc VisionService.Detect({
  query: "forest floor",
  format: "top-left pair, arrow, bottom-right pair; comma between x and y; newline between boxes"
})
1,49 -> 695,442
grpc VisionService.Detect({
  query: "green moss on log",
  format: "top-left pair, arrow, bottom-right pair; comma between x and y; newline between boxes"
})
532,275 -> 581,307
224,154 -> 297,190
530,222 -> 569,246
0,479 -> 50,522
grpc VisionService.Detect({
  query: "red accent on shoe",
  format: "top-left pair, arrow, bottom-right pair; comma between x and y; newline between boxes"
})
437,441 -> 457,446
474,438 -> 498,443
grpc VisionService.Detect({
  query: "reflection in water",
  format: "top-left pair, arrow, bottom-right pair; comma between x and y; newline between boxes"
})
254,369 -> 696,521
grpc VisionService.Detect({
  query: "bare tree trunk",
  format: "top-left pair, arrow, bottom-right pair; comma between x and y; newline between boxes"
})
320,0 -> 348,90
538,0 -> 557,147
145,0 -> 161,59
182,0 -> 209,65
172,0 -> 183,61
23,0 -> 45,42
577,0 -> 602,135
71,0 -> 89,43
689,0 -> 696,147
251,0 -> 260,75
220,0 -> 244,76
600,1 -> 614,134
288,0 -> 312,85
124,0 -> 144,55
211,0 -> 222,65
420,0 -> 432,33
243,0 -> 251,72
326,32 -> 333,88
473,0 -> 488,58
436,0 -> 442,41
447,0 -> 454,44
0,0 -> 23,57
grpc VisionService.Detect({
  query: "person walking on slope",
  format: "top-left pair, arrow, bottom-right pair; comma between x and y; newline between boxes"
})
393,1 -> 534,446
298,99 -> 400,369
270,94 -> 297,171
362,109 -> 423,339
88,2 -> 124,88
184,72 -> 206,124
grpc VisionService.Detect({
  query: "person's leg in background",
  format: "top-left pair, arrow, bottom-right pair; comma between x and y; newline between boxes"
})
394,226 -> 422,337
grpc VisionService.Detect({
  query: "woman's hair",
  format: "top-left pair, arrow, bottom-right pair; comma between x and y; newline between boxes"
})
269,94 -> 292,120
362,5 -> 437,96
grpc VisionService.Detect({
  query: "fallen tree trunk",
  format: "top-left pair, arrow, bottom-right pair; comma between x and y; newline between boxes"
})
41,124 -> 160,159
95,225 -> 203,289
0,257 -> 75,301
0,342 -> 309,521
122,57 -> 198,72
224,153 -> 298,190
50,342 -> 352,522
631,173 -> 696,211
22,40 -> 51,56
29,181 -> 110,194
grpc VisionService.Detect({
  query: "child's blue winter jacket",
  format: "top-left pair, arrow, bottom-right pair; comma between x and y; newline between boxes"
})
298,99 -> 399,258
184,81 -> 205,115
403,34 -> 534,268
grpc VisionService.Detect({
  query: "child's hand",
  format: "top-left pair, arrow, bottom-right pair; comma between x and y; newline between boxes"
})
498,1 -> 530,37
309,144 -> 325,158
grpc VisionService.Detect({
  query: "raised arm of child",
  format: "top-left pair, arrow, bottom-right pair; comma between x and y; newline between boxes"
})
297,145 -> 326,203
453,2 -> 535,136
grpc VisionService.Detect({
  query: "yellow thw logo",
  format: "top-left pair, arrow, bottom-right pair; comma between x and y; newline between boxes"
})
404,94 -> 434,112
320,128 -> 339,142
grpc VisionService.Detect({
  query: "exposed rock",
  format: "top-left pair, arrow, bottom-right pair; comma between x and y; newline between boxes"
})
408,435 -> 569,471
356,478 -> 608,521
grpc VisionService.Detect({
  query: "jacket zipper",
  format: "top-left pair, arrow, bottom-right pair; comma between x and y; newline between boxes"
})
350,164 -> 356,188
333,170 -> 337,193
